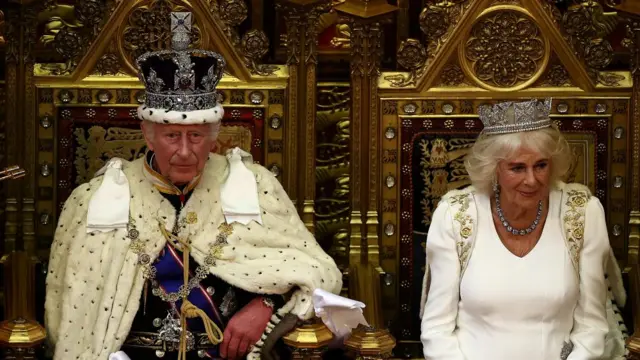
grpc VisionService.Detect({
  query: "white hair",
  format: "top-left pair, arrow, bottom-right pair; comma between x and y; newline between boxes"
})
464,127 -> 572,194
141,120 -> 221,142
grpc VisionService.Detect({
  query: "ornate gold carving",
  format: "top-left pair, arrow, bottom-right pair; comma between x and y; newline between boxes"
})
460,7 -> 549,91
439,62 -> 466,86
330,24 -> 351,49
343,324 -> 396,359
562,2 -> 617,68
38,0 -> 113,74
420,1 -> 471,66
539,62 -> 573,87
316,85 -> 350,270
349,21 -> 384,77
317,9 -> 351,48
384,39 -> 426,87
94,53 -> 122,75
118,0 -> 205,75
543,0 -> 619,86
215,0 -> 248,45
73,127 -> 146,184
242,29 -> 278,76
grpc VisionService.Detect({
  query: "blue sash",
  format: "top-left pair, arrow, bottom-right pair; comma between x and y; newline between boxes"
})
155,244 -> 225,357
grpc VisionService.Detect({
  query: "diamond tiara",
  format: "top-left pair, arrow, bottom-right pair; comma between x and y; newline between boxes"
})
478,98 -> 553,135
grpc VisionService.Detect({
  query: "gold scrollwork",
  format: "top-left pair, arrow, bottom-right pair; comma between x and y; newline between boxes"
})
459,6 -> 550,91
316,85 -> 351,271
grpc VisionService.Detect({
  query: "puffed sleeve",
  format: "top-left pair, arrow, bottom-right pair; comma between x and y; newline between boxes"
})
567,197 -> 609,359
420,200 -> 465,360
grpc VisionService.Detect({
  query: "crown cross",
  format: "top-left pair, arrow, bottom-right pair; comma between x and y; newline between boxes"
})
135,12 -> 225,120
171,12 -> 192,51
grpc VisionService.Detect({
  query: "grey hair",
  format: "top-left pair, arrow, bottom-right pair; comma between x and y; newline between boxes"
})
464,127 -> 572,194
141,120 -> 221,141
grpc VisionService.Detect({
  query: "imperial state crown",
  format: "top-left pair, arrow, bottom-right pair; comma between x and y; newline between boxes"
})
136,12 -> 225,125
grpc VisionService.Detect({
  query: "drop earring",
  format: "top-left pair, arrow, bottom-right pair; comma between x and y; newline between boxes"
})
492,178 -> 499,193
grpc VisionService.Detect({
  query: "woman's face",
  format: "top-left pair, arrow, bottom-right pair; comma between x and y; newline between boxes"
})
496,147 -> 552,209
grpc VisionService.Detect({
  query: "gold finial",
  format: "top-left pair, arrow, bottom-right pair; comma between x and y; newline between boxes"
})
344,324 -> 396,359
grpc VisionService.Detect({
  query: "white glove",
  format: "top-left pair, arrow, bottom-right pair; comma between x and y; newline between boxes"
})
108,351 -> 131,360
312,288 -> 368,342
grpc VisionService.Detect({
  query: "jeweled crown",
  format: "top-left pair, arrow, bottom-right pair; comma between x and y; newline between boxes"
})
136,12 -> 225,124
478,98 -> 552,135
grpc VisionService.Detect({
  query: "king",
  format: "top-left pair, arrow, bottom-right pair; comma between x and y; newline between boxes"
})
44,12 -> 342,360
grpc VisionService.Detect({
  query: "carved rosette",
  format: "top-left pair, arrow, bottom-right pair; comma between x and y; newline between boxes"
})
420,5 -> 449,39
440,63 -> 466,86
541,1 -> 618,85
397,39 -> 426,72
562,2 -> 616,70
539,63 -> 572,87
384,39 -> 426,87
218,0 -> 248,45
75,0 -> 107,26
94,54 -> 122,75
419,0 -> 471,64
242,29 -> 278,76
460,7 -> 549,91
53,28 -> 84,61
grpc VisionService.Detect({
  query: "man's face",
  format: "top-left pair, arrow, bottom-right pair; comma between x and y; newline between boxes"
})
142,122 -> 216,185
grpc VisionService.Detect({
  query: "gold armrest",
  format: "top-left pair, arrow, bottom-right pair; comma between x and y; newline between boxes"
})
283,319 -> 334,359
283,319 -> 396,360
0,317 -> 46,360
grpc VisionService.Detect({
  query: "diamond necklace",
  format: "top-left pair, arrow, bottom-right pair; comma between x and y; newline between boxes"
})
494,187 -> 543,236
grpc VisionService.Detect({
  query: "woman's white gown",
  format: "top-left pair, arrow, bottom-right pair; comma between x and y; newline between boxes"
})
420,188 -> 609,360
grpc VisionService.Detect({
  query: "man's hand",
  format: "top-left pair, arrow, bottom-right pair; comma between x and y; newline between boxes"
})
220,297 -> 273,359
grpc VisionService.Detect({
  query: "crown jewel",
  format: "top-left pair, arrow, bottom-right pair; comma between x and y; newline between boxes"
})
478,98 -> 552,135
136,12 -> 225,123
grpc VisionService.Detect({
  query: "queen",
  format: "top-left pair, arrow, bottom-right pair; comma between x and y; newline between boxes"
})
419,99 -> 627,360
